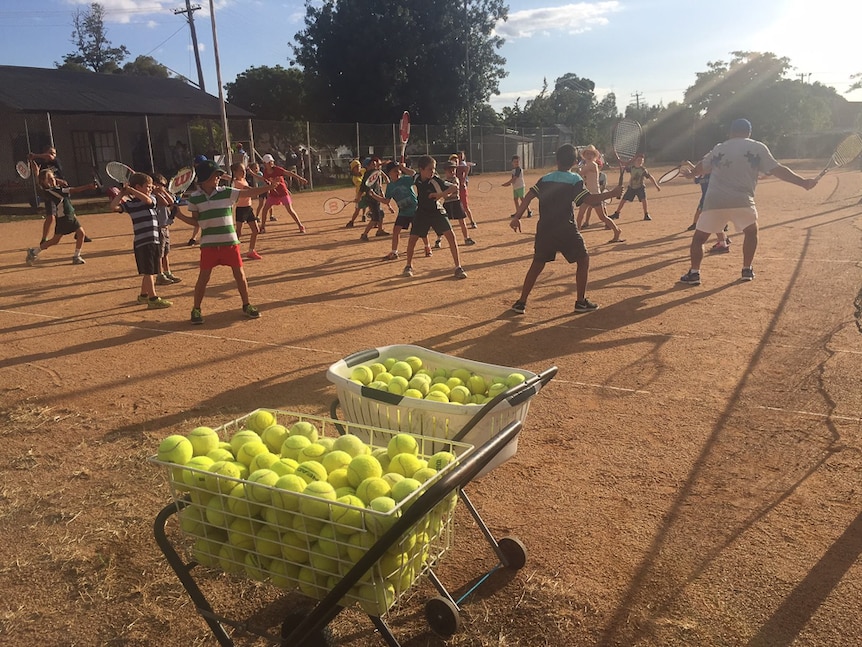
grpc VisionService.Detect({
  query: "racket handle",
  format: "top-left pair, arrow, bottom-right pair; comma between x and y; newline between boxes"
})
814,168 -> 828,181
617,166 -> 625,187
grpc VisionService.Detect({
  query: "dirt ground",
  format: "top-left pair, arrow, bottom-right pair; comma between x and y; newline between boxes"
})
1,162 -> 861,647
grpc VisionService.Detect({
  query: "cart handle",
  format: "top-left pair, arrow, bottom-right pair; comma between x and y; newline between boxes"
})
284,419 -> 524,645
341,347 -> 384,367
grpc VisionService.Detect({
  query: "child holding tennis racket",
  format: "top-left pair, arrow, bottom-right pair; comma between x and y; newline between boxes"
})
25,169 -> 96,267
345,158 -> 368,227
610,153 -> 660,221
260,153 -> 307,233
358,156 -> 391,241
230,162 -> 262,260
371,160 -> 431,261
502,155 -> 532,218
455,151 -> 478,228
508,144 -> 623,315
434,159 -> 476,249
575,145 -> 622,242
151,173 -> 182,285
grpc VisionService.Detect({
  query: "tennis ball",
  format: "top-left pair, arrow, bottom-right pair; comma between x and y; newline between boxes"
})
187,426 -> 219,456
367,362 -> 387,377
289,420 -> 320,444
247,468 -> 280,503
383,357 -> 398,370
356,476 -> 391,505
244,552 -> 269,581
281,530 -> 310,563
357,582 -> 396,616
263,505 -> 294,530
407,376 -> 430,395
449,385 -> 472,404
331,494 -> 366,535
366,496 -> 399,533
246,409 -> 276,433
261,424 -> 289,453
487,382 -> 509,398
270,457 -> 299,476
404,356 -> 423,374
371,447 -> 391,472
178,504 -> 207,536
204,495 -> 231,527
412,467 -> 438,483
281,434 -> 311,460
425,391 -> 449,403
389,361 -> 413,380
451,367 -> 472,383
327,467 -> 350,490
229,429 -> 262,456
390,477 -> 423,504
236,440 -> 269,467
427,451 -> 456,471
181,455 -> 215,490
269,559 -> 301,588
271,473 -> 307,511
249,450 -> 280,473
387,454 -> 424,478
253,526 -> 283,558
467,375 -> 487,395
192,537 -> 222,567
317,437 -> 335,452
228,517 -> 258,551
387,376 -> 409,395
375,371 -> 394,385
206,447 -> 235,462
227,484 -> 261,518
346,530 -> 377,562
506,372 -> 526,388
217,544 -> 246,574
433,367 -> 449,379
387,433 -> 419,459
382,472 -> 404,488
334,486 -> 357,498
349,365 -> 374,385
308,546 -> 340,575
297,566 -> 327,599
295,460 -> 328,484
347,454 -> 383,488
367,380 -> 389,391
403,388 -> 425,400
297,443 -> 328,465
332,434 -> 369,458
230,460 -> 249,480
299,480 -> 337,518
316,523 -> 347,558
205,460 -> 243,494
158,435 -> 193,464
322,450 -> 352,474
428,382 -> 450,395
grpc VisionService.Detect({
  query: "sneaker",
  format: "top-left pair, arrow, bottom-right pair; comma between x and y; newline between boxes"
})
574,298 -> 599,312
25,248 -> 37,265
187,238 -> 197,246
741,267 -> 755,281
246,250 -> 263,260
243,304 -> 261,319
433,239 -> 442,249
402,265 -> 414,277
454,266 -> 468,279
424,247 -> 433,257
190,308 -> 203,325
269,216 -> 277,222
511,300 -> 526,314
147,297 -> 172,309
709,242 -> 730,254
259,227 -> 267,234
679,270 -> 701,285
383,251 -> 399,261
464,238 -> 476,246
470,222 -> 478,229
137,294 -> 149,304
156,274 -> 173,285
345,221 -> 355,228
299,226 -> 306,233
609,212 -> 620,220
376,230 -> 390,237
83,235 -> 93,243
167,274 -> 182,283
72,256 -> 86,265
643,214 -> 652,221
360,234 -> 370,242
527,209 -> 533,218
361,216 -> 367,222
686,223 -> 697,231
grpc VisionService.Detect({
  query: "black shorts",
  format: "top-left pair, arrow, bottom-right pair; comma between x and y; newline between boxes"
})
159,226 -> 171,259
410,212 -> 452,239
134,242 -> 162,276
533,224 -> 588,264
54,215 -> 81,237
444,200 -> 466,220
622,186 -> 646,202
235,206 -> 256,223
394,214 -> 414,229
367,201 -> 383,222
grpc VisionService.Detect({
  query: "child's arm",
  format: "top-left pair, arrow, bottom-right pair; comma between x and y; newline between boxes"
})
152,186 -> 174,206
120,185 -> 156,206
429,178 -> 458,201
67,181 -> 98,195
171,207 -> 197,227
237,180 -> 276,201
509,189 -> 538,232
646,170 -> 660,191
580,184 -> 623,206
283,169 -> 308,185
109,192 -> 126,212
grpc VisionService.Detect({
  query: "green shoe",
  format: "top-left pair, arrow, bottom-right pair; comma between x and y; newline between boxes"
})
147,297 -> 172,309
243,304 -> 260,319
190,308 -> 203,324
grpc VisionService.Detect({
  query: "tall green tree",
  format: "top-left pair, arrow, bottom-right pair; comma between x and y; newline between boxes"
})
291,0 -> 507,124
57,3 -> 128,73
225,66 -> 308,121
119,55 -> 170,78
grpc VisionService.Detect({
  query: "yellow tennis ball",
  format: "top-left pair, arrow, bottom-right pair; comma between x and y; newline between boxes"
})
357,582 -> 396,616
280,530 -> 310,563
186,426 -> 219,457
249,451 -> 280,473
331,494 -> 366,535
236,440 -> 269,467
316,523 -> 347,558
349,365 -> 374,385
390,477 -> 423,506
425,390 -> 449,403
387,433 -> 419,459
281,434 -> 311,460
261,424 -> 289,453
332,434 -> 369,458
427,451 -> 456,471
346,530 -> 376,562
247,468 -> 280,503
389,361 -> 413,380
322,450 -> 352,474
246,409 -> 276,433
227,484 -> 261,518
383,357 -> 398,370
158,435 -> 193,464
488,381 -> 509,398
317,437 -> 335,452
366,496 -> 399,534
355,476 -> 391,505
375,372 -> 394,385
271,474 -> 307,511
506,372 -> 526,388
387,454 -> 423,478
327,467 -> 351,490
387,376 -> 409,395
227,517 -> 258,551
449,385 -> 472,404
253,526 -> 283,558
270,457 -> 299,476
403,388 -> 425,400
289,420 -> 320,444
206,447 -> 234,462
181,455 -> 215,490
382,472 -> 404,488
204,460 -> 243,494
218,544 -> 246,574
403,356 -> 423,374
269,558 -> 301,588
347,455 -> 383,488
368,362 -> 387,377
229,429 -> 262,456
467,375 -> 487,395
297,443 -> 328,465
412,467 -> 438,483
244,552 -> 270,582
299,481 -> 337,518
407,376 -> 430,395
295,460 -> 328,484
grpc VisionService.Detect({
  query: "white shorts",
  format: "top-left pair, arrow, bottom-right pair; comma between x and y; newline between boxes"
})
696,206 -> 757,234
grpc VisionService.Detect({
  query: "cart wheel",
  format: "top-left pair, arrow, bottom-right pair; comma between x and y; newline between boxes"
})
498,536 -> 528,570
425,596 -> 461,637
280,612 -> 335,647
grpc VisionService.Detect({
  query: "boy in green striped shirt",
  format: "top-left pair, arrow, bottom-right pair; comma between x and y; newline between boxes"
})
174,160 -> 274,324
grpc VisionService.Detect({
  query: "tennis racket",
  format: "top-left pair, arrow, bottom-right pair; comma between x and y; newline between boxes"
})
366,169 -> 389,196
323,197 -> 354,215
106,161 -> 134,185
612,118 -> 643,187
16,161 -> 30,179
477,180 -> 493,193
399,111 -> 410,163
168,166 -> 196,195
815,132 -> 862,180
658,167 -> 682,184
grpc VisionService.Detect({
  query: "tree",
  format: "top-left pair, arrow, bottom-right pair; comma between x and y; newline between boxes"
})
119,55 -> 170,78
57,3 -> 128,73
225,66 -> 308,121
291,0 -> 507,124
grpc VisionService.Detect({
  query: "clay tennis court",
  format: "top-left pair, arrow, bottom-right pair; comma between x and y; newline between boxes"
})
2,163 -> 861,646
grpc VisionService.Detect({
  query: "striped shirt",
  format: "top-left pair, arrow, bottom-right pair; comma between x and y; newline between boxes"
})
120,196 -> 160,248
186,186 -> 241,248
531,170 -> 589,231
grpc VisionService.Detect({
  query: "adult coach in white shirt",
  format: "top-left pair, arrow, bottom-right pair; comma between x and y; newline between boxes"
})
679,118 -> 818,285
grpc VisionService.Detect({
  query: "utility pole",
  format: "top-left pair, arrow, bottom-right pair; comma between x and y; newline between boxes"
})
174,0 -> 205,92
465,0 -> 472,163
630,91 -> 642,111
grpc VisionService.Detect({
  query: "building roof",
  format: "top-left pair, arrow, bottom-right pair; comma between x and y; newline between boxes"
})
0,66 -> 252,118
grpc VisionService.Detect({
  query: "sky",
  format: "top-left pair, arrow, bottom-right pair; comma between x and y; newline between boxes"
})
1,0 -> 860,116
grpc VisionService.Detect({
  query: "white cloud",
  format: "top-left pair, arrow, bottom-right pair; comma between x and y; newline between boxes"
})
496,1 -> 622,39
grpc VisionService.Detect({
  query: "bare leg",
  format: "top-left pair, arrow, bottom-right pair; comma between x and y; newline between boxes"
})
193,268 -> 213,309
742,222 -> 758,268
443,230 -> 462,268
518,259 -> 546,303
688,230 -> 711,271
575,254 -> 590,302
142,274 -> 157,299
231,266 -> 251,304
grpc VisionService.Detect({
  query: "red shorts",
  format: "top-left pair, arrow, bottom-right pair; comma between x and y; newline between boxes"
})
265,193 -> 293,208
200,244 -> 243,270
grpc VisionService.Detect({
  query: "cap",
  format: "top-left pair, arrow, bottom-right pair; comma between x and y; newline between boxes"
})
194,160 -> 225,183
444,160 -> 457,168
261,154 -> 275,163
384,160 -> 400,174
448,154 -> 459,161
193,154 -> 208,163
730,118 -> 752,136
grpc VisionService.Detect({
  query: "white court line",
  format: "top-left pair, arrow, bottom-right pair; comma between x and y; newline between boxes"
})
757,405 -> 862,423
551,377 -> 651,395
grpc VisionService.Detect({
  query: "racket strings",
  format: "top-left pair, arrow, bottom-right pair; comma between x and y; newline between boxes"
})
833,134 -> 862,166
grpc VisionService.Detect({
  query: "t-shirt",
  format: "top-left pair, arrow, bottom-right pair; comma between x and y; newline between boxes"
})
442,174 -> 460,204
42,186 -> 75,218
510,166 -> 525,190
385,175 -> 418,218
263,165 -> 290,197
701,137 -> 779,210
414,174 -> 448,218
120,195 -> 160,248
626,165 -> 650,190
530,170 -> 590,230
186,186 -> 241,248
